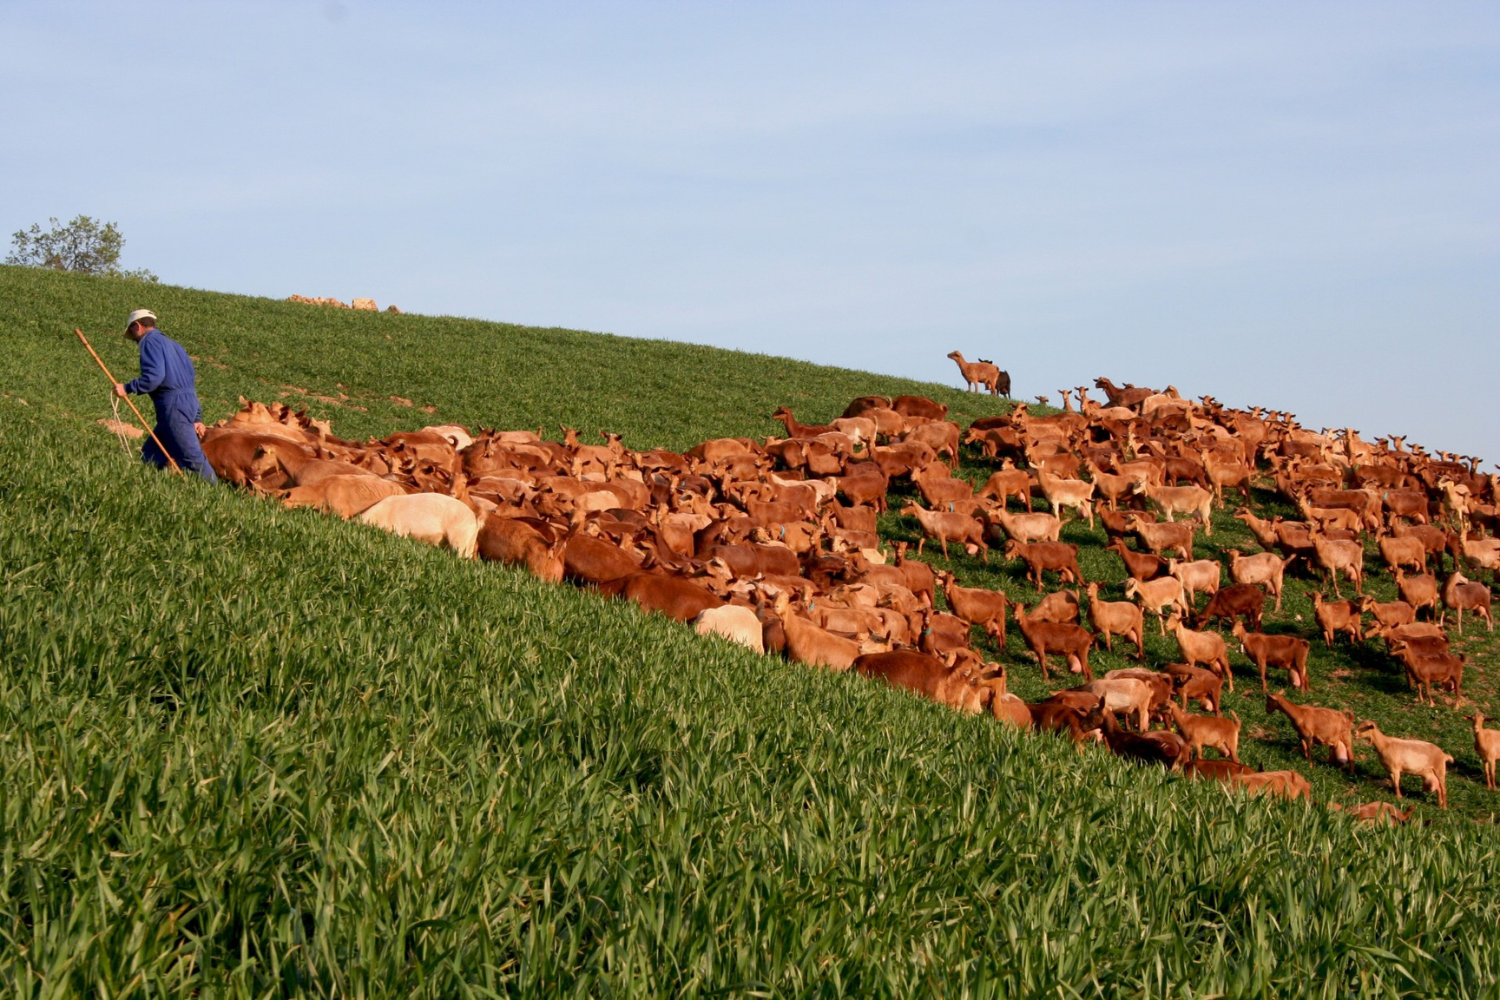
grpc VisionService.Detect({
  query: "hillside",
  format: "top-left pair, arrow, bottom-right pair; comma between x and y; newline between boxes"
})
2,264 -> 1499,997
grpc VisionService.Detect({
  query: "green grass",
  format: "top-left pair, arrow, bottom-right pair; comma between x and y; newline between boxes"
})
3,264 -> 1500,996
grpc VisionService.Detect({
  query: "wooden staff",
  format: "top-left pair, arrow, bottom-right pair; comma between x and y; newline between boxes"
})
74,327 -> 182,475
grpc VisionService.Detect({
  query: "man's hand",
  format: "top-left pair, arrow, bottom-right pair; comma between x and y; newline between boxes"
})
113,383 -> 127,399
194,422 -> 207,439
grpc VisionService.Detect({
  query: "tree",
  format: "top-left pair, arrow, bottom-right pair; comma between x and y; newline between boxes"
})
6,215 -> 157,281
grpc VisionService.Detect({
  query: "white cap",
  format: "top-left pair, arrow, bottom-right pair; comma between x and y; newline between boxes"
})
126,309 -> 157,329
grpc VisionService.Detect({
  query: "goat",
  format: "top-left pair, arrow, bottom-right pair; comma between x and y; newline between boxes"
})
1197,448 -> 1252,503
1029,701 -> 1100,747
477,517 -> 565,583
1390,641 -> 1465,706
1108,538 -> 1167,582
1232,622 -> 1311,692
1377,534 -> 1427,576
1310,593 -> 1362,648
1166,702 -> 1241,761
358,493 -> 480,559
987,508 -> 1062,544
1035,470 -> 1095,526
1358,596 -> 1415,635
1193,583 -> 1266,633
1355,721 -> 1453,809
1013,603 -> 1094,680
1103,668 -> 1174,712
1441,571 -> 1493,634
935,571 -> 1008,646
1131,481 -> 1214,534
1298,496 -> 1361,534
1126,515 -> 1194,561
946,350 -> 1005,395
1224,549 -> 1294,612
1233,508 -> 1282,552
774,594 -> 860,671
902,503 -> 988,561
1125,576 -> 1186,635
891,542 -> 936,606
1393,568 -> 1440,619
1166,612 -> 1232,691
1167,558 -> 1221,606
1081,678 -> 1153,730
1311,535 -> 1364,596
1023,589 -> 1081,625
1232,770 -> 1312,801
1084,461 -> 1140,511
1085,582 -> 1145,659
915,473 -> 973,510
1184,759 -> 1255,782
1470,712 -> 1500,791
694,604 -> 766,653
1265,690 -> 1354,772
904,421 -> 961,463
1327,801 -> 1415,825
977,467 -> 1033,511
854,651 -> 989,715
1163,662 -> 1222,715
1099,711 -> 1188,769
1004,539 -> 1082,590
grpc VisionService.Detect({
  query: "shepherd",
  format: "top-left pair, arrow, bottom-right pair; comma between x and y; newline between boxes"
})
113,309 -> 217,482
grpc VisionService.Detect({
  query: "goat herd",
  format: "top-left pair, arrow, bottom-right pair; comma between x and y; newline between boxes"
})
197,374 -> 1500,818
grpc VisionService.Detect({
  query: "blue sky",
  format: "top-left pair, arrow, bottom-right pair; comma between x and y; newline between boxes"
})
5,2 -> 1497,460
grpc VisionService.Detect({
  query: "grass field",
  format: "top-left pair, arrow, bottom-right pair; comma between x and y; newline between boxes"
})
3,264 -> 1500,996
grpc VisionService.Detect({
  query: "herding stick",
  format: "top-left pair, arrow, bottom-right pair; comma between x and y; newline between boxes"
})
74,327 -> 182,475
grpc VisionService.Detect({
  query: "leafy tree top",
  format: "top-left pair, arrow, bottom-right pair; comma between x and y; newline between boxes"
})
6,215 -> 156,282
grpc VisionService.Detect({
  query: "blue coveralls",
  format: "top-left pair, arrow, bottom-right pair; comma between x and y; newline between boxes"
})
123,328 -> 217,483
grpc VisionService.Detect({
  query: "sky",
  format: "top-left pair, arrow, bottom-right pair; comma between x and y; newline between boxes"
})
4,2 -> 1497,461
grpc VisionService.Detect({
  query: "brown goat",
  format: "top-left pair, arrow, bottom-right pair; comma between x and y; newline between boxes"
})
1126,515 -> 1194,560
1193,584 -> 1265,633
1441,571 -> 1493,634
1233,622 -> 1311,692
1108,538 -> 1167,582
1167,612 -> 1232,691
1085,582 -> 1146,659
1310,593 -> 1362,648
1166,703 -> 1241,762
1163,662 -> 1222,715
1266,690 -> 1354,772
1004,540 -> 1083,590
477,517 -> 565,583
902,503 -> 988,561
1013,603 -> 1094,680
1393,568 -> 1440,620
